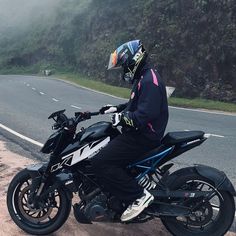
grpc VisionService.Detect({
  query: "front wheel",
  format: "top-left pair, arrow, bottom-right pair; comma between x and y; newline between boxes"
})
161,169 -> 235,236
7,169 -> 72,235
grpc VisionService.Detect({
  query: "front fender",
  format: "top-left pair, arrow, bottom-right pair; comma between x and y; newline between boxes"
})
194,164 -> 236,196
39,172 -> 74,200
26,163 -> 74,200
26,163 -> 47,178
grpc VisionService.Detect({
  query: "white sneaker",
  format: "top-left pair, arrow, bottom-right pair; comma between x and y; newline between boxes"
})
121,189 -> 154,222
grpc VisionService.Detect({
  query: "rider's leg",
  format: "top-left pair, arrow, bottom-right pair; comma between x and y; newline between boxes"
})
91,132 -> 157,219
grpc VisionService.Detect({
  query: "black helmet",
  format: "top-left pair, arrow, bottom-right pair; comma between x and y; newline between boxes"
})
108,40 -> 147,83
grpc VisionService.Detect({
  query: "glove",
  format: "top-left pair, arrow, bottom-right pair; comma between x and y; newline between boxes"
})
111,113 -> 122,126
100,104 -> 118,114
111,112 -> 137,129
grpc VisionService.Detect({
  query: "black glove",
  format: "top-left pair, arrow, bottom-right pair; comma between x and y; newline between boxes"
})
111,111 -> 137,129
100,104 -> 118,114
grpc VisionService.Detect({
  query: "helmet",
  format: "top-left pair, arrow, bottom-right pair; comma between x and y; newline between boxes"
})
108,40 -> 146,83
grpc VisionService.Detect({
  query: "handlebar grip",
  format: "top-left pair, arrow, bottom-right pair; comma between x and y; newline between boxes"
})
90,111 -> 100,116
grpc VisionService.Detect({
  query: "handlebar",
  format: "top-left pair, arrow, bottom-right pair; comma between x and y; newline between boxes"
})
74,111 -> 100,125
89,111 -> 100,116
51,110 -> 101,131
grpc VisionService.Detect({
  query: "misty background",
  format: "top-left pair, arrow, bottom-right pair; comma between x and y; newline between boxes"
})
0,0 -> 235,102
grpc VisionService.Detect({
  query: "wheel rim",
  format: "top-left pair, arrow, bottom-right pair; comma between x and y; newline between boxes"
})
13,176 -> 62,227
173,179 -> 224,232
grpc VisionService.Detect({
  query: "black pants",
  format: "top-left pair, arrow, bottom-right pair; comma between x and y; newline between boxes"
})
91,132 -> 159,203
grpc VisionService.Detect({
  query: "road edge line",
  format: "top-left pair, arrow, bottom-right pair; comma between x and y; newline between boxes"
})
51,77 -> 236,117
0,123 -> 43,147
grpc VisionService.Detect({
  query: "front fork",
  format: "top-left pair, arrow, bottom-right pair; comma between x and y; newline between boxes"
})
26,162 -> 76,207
26,163 -> 49,207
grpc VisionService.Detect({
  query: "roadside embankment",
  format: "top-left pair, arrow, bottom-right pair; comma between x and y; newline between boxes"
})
0,139 -> 235,236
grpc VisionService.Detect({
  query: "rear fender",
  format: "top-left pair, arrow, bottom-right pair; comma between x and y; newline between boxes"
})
165,165 -> 236,196
194,164 -> 236,196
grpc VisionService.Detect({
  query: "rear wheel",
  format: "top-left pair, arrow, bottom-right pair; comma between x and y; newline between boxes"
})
161,170 -> 235,236
7,169 -> 71,235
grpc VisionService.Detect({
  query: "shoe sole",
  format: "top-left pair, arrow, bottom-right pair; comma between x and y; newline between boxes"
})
121,195 -> 154,222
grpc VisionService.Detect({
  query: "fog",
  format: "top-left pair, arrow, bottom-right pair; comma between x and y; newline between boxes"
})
0,0 -> 62,36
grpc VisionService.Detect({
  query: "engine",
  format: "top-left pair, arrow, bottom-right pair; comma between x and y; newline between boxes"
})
83,193 -> 111,222
74,193 -> 125,223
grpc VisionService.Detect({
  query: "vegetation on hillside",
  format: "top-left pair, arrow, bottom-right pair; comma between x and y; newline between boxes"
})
0,0 -> 235,102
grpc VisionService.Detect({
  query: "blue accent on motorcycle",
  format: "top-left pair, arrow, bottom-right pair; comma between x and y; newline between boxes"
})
128,147 -> 173,181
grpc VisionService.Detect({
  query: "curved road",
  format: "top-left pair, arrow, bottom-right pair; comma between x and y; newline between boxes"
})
0,75 -> 235,233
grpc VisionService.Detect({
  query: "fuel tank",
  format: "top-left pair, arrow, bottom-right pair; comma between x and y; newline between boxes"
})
80,121 -> 120,143
59,121 -> 120,157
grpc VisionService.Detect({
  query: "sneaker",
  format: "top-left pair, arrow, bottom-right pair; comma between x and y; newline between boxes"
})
120,189 -> 154,222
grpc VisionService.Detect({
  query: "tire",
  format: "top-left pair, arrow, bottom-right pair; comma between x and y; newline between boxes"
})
161,168 -> 235,236
7,169 -> 72,235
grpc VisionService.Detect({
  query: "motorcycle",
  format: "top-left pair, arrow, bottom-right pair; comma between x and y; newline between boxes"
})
7,109 -> 236,236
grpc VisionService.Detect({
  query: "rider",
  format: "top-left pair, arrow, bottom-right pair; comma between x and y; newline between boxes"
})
91,40 -> 169,222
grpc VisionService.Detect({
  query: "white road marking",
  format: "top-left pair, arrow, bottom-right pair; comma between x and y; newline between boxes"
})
52,98 -> 59,102
208,133 -> 225,138
0,123 -> 43,147
32,88 -> 36,90
70,105 -> 81,109
40,92 -> 45,95
26,84 -> 30,87
169,106 -> 236,117
184,130 -> 225,138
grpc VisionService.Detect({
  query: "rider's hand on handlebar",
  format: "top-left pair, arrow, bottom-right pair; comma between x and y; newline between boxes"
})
111,113 -> 122,126
100,104 -> 117,114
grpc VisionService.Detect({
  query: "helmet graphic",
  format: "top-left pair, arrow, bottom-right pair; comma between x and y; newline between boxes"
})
108,40 -> 146,83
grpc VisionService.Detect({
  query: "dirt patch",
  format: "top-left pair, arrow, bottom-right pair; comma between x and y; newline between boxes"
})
0,140 -> 235,236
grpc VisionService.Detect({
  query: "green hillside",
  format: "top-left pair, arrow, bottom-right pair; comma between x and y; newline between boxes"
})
0,0 -> 235,102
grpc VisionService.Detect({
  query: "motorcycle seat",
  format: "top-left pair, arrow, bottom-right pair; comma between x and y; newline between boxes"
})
161,131 -> 204,146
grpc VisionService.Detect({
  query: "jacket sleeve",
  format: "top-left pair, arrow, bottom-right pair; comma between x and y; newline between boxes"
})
117,102 -> 128,112
130,80 -> 161,129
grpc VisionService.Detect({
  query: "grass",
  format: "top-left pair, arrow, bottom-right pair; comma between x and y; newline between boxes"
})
56,72 -> 236,113
57,72 -> 131,99
168,97 -> 236,113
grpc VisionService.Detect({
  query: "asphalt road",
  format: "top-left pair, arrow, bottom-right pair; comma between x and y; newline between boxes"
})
0,75 -> 235,182
0,74 -> 235,233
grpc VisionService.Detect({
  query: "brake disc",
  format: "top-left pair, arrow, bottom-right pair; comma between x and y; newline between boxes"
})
18,185 -> 53,223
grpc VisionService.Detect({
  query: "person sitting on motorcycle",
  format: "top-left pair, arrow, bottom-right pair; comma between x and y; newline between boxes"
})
91,40 -> 169,222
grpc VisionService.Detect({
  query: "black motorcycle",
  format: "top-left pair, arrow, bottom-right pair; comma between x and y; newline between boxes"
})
7,110 -> 236,236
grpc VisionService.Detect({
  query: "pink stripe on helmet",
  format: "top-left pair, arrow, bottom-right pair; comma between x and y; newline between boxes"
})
151,69 -> 159,86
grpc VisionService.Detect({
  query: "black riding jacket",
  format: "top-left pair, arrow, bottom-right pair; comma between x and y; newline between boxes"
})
120,65 -> 169,142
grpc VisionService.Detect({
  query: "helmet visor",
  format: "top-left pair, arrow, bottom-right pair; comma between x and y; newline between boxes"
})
108,50 -> 121,70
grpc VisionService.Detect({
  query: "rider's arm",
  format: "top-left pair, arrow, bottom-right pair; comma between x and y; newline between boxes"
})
129,79 -> 161,129
116,103 -> 128,112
